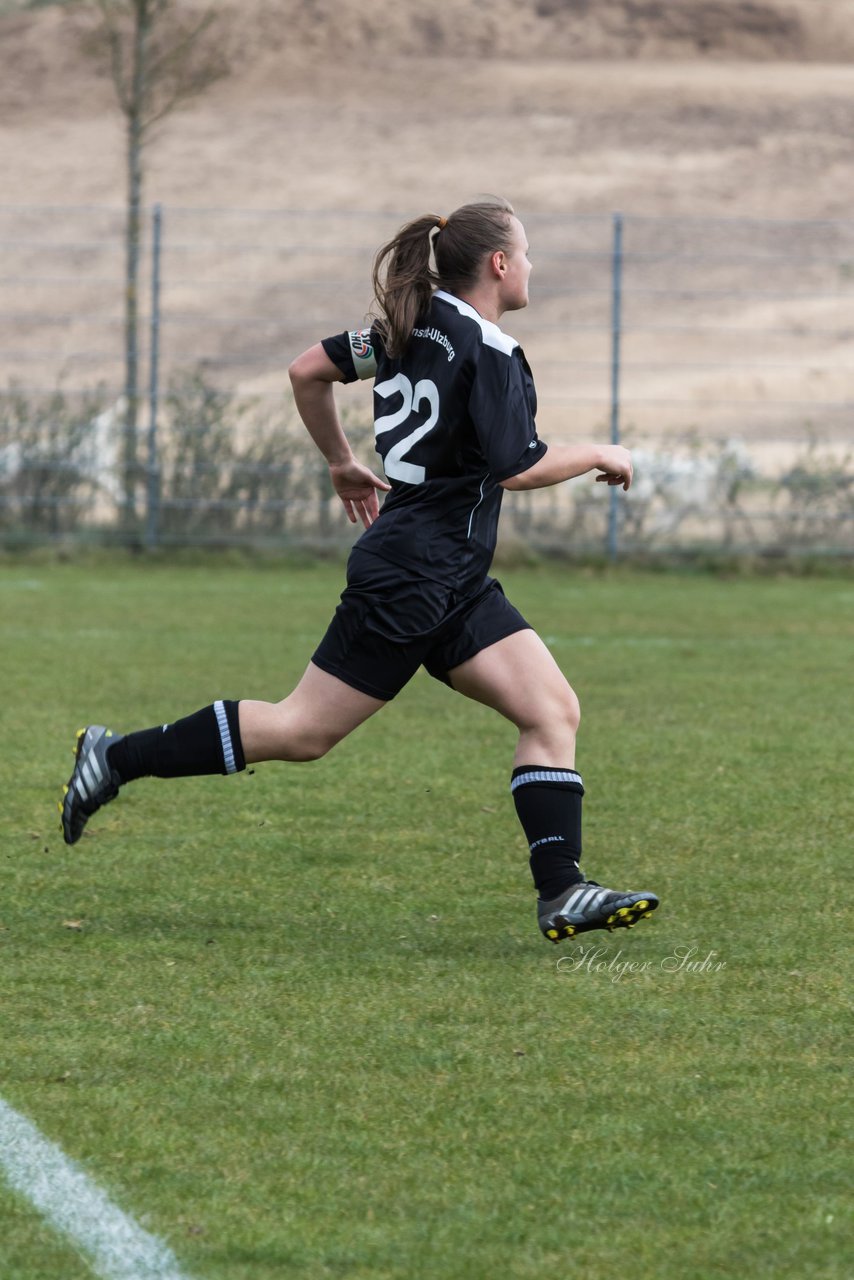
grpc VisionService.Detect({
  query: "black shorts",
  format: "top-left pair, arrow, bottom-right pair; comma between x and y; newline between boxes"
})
311,548 -> 531,701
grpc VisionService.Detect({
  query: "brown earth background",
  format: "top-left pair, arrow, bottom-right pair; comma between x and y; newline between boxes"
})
3,0 -> 854,216
1,0 -> 852,542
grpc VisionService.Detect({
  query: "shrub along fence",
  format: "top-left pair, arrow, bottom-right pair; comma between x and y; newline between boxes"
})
1,205 -> 851,558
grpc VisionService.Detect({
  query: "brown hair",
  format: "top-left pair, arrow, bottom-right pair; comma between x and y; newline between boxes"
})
371,197 -> 516,357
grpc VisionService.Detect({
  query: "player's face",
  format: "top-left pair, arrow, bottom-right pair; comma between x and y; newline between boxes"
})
497,217 -> 532,314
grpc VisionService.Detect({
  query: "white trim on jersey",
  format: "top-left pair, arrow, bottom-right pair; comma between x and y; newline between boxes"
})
466,473 -> 490,539
433,290 -> 519,358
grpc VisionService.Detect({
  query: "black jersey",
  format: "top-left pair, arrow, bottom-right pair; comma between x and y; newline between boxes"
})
321,289 -> 547,591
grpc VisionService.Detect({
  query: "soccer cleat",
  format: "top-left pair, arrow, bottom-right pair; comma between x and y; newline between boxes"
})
60,725 -> 124,845
538,878 -> 659,944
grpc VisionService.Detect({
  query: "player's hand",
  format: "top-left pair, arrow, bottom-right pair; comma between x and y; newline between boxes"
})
594,445 -> 633,491
329,459 -> 392,528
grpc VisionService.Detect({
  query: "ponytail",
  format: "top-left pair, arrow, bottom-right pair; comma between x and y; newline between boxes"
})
372,197 -> 516,358
371,214 -> 442,358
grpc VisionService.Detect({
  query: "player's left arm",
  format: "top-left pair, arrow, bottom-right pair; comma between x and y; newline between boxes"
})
288,343 -> 391,527
472,346 -> 631,494
501,442 -> 633,492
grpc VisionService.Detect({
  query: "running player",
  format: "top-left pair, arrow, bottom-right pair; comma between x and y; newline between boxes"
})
61,198 -> 658,944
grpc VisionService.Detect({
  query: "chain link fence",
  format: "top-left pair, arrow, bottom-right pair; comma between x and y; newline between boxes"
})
1,204 -> 852,556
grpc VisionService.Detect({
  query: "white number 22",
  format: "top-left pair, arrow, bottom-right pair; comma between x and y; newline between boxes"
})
374,374 -> 439,485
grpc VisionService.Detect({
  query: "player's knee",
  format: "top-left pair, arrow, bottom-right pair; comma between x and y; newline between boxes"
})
562,684 -> 581,736
286,731 -> 336,762
265,711 -> 339,762
518,681 -> 579,739
524,683 -> 579,747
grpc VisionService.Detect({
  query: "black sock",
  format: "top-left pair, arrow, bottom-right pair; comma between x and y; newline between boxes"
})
511,765 -> 585,900
107,700 -> 246,782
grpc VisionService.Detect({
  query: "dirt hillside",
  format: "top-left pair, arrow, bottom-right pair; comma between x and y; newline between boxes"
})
1,0 -> 851,472
1,0 -> 853,216
227,0 -> 854,62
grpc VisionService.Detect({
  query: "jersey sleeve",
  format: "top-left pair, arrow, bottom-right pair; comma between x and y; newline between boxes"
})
468,346 -> 548,483
320,327 -> 379,384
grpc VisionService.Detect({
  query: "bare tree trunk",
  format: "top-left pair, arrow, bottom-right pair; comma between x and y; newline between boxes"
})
87,0 -> 228,541
121,0 -> 148,532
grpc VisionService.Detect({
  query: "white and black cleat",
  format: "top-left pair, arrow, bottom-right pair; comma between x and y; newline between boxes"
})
538,878 -> 659,944
60,725 -> 124,845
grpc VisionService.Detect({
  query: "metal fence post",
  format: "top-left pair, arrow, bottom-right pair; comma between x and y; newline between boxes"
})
145,202 -> 163,550
607,211 -> 624,563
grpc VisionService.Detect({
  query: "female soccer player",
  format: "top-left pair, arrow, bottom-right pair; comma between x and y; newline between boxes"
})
61,197 -> 658,944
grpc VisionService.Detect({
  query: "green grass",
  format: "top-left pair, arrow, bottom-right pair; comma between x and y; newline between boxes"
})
1,561 -> 851,1279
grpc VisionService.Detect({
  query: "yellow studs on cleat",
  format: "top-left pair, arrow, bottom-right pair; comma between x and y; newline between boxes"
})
546,893 -> 657,943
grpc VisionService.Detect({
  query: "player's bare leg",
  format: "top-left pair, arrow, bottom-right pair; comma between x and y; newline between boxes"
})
238,662 -> 386,762
61,663 -> 384,845
447,627 -> 579,766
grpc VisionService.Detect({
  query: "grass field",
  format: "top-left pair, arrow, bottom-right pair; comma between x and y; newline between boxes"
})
1,559 -> 851,1280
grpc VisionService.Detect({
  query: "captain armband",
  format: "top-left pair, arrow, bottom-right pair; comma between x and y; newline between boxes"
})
348,329 -> 378,380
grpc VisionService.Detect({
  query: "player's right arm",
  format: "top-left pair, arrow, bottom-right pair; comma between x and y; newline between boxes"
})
288,342 -> 390,528
501,442 -> 633,492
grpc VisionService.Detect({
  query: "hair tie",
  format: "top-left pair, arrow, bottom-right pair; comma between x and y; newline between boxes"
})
437,216 -> 447,230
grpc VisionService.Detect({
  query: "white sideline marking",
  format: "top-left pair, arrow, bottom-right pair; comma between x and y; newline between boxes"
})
0,1096 -> 196,1280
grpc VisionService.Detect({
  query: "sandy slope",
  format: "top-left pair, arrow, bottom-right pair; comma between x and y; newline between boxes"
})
0,1 -> 851,466
1,1 -> 853,217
